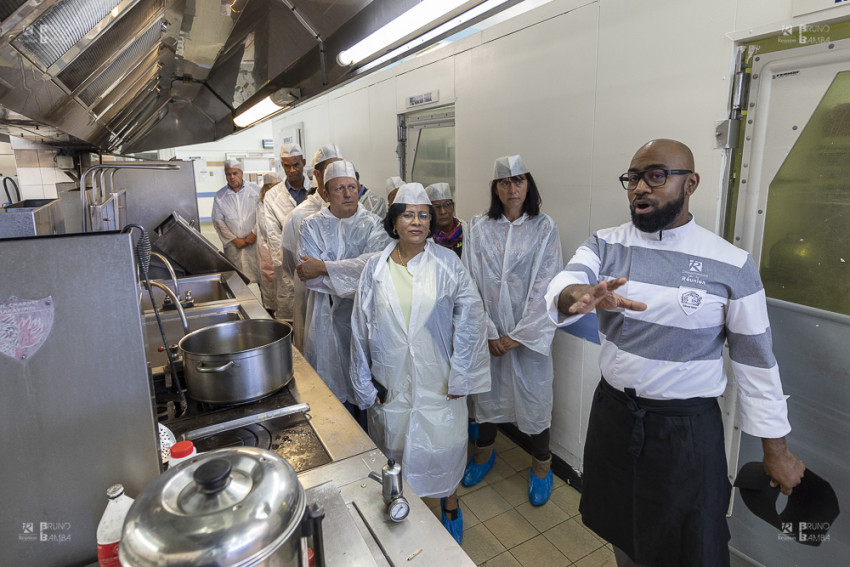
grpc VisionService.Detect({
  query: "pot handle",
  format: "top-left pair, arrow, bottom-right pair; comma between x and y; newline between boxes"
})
195,360 -> 235,373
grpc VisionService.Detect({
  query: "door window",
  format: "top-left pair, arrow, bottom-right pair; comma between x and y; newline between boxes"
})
759,71 -> 850,316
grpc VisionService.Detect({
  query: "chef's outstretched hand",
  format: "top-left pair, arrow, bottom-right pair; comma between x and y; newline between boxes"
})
558,278 -> 647,315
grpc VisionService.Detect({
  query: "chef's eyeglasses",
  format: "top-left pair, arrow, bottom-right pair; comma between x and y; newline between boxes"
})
432,200 -> 454,211
496,175 -> 527,189
399,211 -> 432,221
619,168 -> 693,190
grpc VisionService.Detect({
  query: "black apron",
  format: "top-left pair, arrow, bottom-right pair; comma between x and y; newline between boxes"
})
580,378 -> 732,567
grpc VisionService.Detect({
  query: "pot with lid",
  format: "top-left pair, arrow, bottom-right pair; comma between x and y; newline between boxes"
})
120,447 -> 323,566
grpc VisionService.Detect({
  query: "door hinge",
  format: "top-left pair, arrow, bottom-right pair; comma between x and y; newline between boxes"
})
715,119 -> 741,149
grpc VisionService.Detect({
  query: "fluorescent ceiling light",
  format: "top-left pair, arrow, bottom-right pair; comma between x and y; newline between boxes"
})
356,0 -> 510,73
338,0 -> 476,66
233,96 -> 286,128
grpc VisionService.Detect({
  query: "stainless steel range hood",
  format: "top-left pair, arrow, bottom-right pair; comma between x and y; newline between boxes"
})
0,0 -> 512,154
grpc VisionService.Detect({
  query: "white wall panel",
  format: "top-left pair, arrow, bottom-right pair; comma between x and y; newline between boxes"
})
366,79 -> 403,191
591,0 -> 737,235
328,87 -> 377,182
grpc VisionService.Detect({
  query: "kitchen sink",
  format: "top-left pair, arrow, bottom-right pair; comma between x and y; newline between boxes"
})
140,273 -> 248,311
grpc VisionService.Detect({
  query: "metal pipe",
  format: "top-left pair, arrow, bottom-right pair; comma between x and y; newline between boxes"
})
146,280 -> 189,335
80,163 -> 180,231
179,403 -> 311,441
98,168 -> 107,203
150,252 -> 180,300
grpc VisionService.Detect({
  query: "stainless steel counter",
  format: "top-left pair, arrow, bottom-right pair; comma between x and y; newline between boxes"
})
300,450 -> 475,567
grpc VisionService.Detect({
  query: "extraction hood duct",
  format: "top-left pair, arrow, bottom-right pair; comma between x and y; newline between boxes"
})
0,0 -> 517,153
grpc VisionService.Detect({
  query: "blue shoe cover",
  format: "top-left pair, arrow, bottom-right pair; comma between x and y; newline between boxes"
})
461,450 -> 495,487
468,422 -> 479,443
440,498 -> 464,544
528,468 -> 553,506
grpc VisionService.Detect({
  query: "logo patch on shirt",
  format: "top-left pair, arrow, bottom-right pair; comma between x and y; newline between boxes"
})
678,287 -> 705,316
688,260 -> 703,272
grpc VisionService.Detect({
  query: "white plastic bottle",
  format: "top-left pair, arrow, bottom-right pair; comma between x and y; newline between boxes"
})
96,484 -> 134,567
168,440 -> 198,468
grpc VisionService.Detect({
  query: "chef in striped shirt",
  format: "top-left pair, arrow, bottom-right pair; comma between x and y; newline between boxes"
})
545,139 -> 805,567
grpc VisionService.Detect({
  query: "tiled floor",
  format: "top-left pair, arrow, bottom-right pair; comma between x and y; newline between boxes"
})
421,432 -> 616,567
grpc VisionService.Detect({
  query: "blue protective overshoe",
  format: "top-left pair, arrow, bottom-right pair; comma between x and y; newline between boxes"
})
440,498 -> 464,544
468,422 -> 479,443
528,468 -> 553,506
461,449 -> 495,487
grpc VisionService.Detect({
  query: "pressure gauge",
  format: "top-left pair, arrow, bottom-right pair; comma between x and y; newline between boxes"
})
388,496 -> 410,522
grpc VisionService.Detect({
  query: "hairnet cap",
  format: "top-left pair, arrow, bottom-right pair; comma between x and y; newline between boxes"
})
263,172 -> 282,185
281,143 -> 303,158
324,160 -> 357,184
385,176 -> 404,196
493,155 -> 529,180
312,144 -> 342,167
224,159 -> 243,171
425,182 -> 452,202
394,183 -> 431,206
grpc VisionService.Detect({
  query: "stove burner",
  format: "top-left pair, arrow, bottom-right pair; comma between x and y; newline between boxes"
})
157,382 -> 332,473
193,424 -> 273,451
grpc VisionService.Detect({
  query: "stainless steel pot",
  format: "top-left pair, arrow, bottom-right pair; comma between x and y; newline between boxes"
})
179,319 -> 293,404
120,447 -> 307,566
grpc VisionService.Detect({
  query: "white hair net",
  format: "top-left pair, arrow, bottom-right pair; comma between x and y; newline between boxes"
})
263,172 -> 282,185
492,155 -> 529,180
312,144 -> 342,167
385,176 -> 404,196
224,159 -> 243,171
323,160 -> 357,184
394,183 -> 431,205
281,143 -> 303,158
425,182 -> 452,202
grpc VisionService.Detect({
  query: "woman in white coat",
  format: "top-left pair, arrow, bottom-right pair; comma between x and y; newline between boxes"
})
461,155 -> 563,506
350,183 -> 490,544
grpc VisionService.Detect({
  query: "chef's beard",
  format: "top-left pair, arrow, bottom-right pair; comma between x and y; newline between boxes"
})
630,190 -> 686,233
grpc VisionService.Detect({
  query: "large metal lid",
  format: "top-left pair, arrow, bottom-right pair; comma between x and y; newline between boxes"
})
120,447 -> 305,566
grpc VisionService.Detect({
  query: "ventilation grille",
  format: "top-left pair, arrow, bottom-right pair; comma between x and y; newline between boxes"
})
0,0 -> 28,23
11,0 -> 124,68
78,20 -> 161,106
92,57 -> 159,122
58,0 -> 161,91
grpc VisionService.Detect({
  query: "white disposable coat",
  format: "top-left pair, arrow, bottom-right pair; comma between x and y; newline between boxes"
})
262,182 -> 308,319
211,183 -> 260,282
351,241 -> 491,498
298,204 -> 391,402
463,212 -> 563,434
255,198 -> 277,310
359,187 -> 388,218
282,193 -> 325,351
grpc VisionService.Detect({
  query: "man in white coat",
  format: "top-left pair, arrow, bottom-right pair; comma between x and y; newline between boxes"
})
282,144 -> 341,351
261,143 -> 310,319
296,160 -> 391,407
355,170 -> 388,218
212,159 -> 260,282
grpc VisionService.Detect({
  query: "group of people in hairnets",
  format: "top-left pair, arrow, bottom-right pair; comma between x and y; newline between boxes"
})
212,144 -> 562,546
